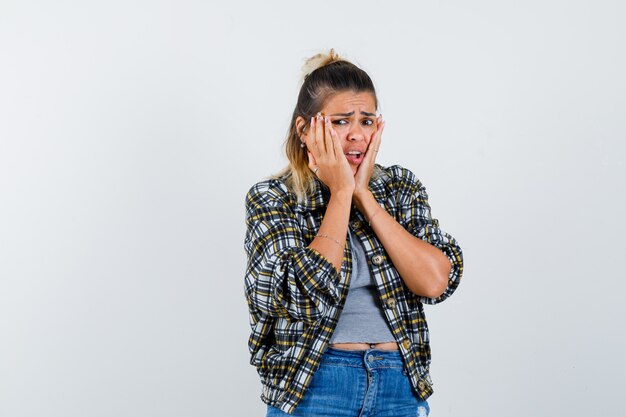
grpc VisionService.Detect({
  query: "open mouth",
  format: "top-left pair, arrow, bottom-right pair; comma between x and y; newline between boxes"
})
345,151 -> 364,164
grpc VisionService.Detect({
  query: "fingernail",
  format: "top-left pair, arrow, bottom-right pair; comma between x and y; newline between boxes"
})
324,116 -> 329,123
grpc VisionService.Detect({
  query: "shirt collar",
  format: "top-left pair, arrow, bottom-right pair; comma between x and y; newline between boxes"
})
294,177 -> 330,213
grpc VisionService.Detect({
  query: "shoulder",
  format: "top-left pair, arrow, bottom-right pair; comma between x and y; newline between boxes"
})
245,175 -> 297,210
374,164 -> 425,192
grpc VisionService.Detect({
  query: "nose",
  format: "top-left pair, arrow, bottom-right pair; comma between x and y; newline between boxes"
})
348,123 -> 365,142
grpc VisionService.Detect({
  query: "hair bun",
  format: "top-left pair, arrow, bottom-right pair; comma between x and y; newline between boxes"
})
300,48 -> 342,83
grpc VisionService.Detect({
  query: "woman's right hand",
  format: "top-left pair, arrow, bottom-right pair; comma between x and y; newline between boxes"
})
304,113 -> 355,196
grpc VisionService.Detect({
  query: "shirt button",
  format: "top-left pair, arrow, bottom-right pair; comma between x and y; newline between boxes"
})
385,298 -> 397,309
417,380 -> 426,391
352,220 -> 362,228
371,254 -> 384,265
402,339 -> 412,350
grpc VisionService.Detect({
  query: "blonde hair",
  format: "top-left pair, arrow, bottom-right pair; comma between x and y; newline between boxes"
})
273,49 -> 381,202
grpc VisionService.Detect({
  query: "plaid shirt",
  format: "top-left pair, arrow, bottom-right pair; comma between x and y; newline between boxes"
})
244,164 -> 463,414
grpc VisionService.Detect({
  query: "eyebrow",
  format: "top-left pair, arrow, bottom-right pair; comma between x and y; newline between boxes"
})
329,111 -> 376,117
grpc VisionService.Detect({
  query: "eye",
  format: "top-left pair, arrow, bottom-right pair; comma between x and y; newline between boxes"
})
332,119 -> 348,126
362,119 -> 374,126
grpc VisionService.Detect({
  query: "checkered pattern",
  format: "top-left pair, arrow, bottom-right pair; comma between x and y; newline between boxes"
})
244,164 -> 464,414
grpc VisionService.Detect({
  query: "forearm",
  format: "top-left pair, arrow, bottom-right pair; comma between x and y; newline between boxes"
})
309,190 -> 352,272
354,191 -> 452,298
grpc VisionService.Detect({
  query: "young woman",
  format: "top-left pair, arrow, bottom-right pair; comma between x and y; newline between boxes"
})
244,49 -> 464,416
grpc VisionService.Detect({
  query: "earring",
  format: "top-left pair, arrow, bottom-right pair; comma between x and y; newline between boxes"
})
300,142 -> 305,148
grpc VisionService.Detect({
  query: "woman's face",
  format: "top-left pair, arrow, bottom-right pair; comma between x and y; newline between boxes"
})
301,91 -> 378,175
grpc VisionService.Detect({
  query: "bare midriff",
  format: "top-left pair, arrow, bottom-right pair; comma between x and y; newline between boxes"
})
330,341 -> 399,351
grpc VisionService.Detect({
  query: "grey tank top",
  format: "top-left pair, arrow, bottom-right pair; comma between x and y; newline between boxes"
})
329,229 -> 395,344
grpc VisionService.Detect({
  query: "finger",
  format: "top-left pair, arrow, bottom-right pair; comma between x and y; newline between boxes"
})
307,116 -> 322,160
324,116 -> 335,159
364,117 -> 384,165
307,151 -> 320,175
315,112 -> 326,154
373,116 -> 385,150
371,121 -> 384,160
330,124 -> 344,162
307,150 -> 318,167
373,114 -> 383,136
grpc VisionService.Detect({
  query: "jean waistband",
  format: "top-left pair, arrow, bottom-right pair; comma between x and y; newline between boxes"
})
321,346 -> 405,368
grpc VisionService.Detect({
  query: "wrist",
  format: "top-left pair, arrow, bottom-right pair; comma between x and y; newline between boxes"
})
367,206 -> 384,226
353,191 -> 385,224
352,189 -> 374,210
330,188 -> 354,204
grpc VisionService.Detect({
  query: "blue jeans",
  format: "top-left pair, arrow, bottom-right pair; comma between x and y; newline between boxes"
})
266,346 -> 430,417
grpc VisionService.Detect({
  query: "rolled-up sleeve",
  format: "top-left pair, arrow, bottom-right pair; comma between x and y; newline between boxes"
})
244,181 -> 342,324
395,167 -> 464,305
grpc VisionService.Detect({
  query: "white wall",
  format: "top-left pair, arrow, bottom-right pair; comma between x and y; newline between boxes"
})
1,1 -> 624,416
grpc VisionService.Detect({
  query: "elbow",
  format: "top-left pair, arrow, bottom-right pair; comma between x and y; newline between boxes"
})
414,276 -> 448,298
422,276 -> 448,299
422,260 -> 452,299
406,271 -> 449,299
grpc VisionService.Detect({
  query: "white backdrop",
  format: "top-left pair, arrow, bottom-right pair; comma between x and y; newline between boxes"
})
1,1 -> 625,416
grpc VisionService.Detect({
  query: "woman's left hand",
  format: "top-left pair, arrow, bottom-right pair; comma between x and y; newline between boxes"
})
353,115 -> 385,201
